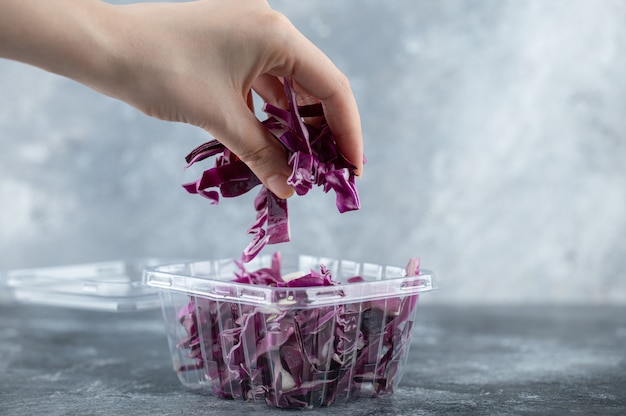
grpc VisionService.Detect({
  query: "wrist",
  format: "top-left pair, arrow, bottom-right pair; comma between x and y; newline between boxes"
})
0,0 -> 125,97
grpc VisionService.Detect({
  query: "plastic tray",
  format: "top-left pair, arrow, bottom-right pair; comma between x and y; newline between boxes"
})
143,253 -> 436,408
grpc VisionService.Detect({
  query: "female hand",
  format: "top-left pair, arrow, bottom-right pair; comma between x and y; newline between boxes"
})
0,0 -> 363,198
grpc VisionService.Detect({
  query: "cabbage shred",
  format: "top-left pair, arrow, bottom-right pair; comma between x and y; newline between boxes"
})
182,78 -> 361,262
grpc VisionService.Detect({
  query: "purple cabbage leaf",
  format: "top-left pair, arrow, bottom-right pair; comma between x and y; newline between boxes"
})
182,78 -> 361,262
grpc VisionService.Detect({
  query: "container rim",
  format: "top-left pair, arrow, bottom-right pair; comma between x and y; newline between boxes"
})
142,254 -> 437,307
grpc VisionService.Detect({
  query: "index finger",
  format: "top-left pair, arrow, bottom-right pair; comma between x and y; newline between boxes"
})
271,33 -> 364,175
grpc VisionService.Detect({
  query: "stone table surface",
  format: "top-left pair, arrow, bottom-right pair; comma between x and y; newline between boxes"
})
1,303 -> 624,416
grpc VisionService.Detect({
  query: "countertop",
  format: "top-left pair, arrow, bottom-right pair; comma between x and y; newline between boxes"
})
1,303 -> 624,415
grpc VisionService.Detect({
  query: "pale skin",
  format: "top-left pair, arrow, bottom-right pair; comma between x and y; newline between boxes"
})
0,0 -> 363,199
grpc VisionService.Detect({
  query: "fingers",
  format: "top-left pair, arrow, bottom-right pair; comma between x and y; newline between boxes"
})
269,32 -> 364,175
314,74 -> 363,176
296,68 -> 363,176
252,74 -> 288,109
211,96 -> 295,199
246,89 -> 255,112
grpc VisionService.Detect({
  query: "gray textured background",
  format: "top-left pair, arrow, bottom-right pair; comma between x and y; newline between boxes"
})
1,0 -> 625,304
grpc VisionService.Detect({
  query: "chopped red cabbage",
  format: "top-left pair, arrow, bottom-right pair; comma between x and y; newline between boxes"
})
182,78 -> 361,262
175,253 -> 421,408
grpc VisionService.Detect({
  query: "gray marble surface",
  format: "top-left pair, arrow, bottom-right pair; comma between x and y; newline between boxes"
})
2,0 -> 626,305
1,303 -> 624,415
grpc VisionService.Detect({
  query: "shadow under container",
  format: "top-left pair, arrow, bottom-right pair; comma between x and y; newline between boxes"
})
143,254 -> 436,409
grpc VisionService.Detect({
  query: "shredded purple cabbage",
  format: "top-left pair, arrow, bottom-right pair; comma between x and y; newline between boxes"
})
182,78 -> 361,262
175,253 -> 420,409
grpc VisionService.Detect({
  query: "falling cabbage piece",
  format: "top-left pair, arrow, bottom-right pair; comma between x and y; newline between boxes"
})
182,78 -> 361,262
176,253 -> 421,409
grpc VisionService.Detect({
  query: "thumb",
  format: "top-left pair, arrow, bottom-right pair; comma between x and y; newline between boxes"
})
210,99 -> 294,199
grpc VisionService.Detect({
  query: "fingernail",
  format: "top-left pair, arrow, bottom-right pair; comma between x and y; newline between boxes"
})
267,174 -> 294,199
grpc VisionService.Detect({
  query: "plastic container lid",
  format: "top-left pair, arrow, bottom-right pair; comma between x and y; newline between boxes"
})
1,258 -> 174,312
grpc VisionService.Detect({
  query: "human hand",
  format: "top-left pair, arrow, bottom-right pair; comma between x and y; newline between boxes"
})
97,0 -> 364,198
0,0 -> 362,198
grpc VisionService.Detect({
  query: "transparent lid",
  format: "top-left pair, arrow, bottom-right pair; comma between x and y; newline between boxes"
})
143,253 -> 436,308
2,258 -> 175,312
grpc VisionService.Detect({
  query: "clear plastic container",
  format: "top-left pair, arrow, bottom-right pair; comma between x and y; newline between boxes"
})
143,253 -> 437,409
2,258 -> 170,312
